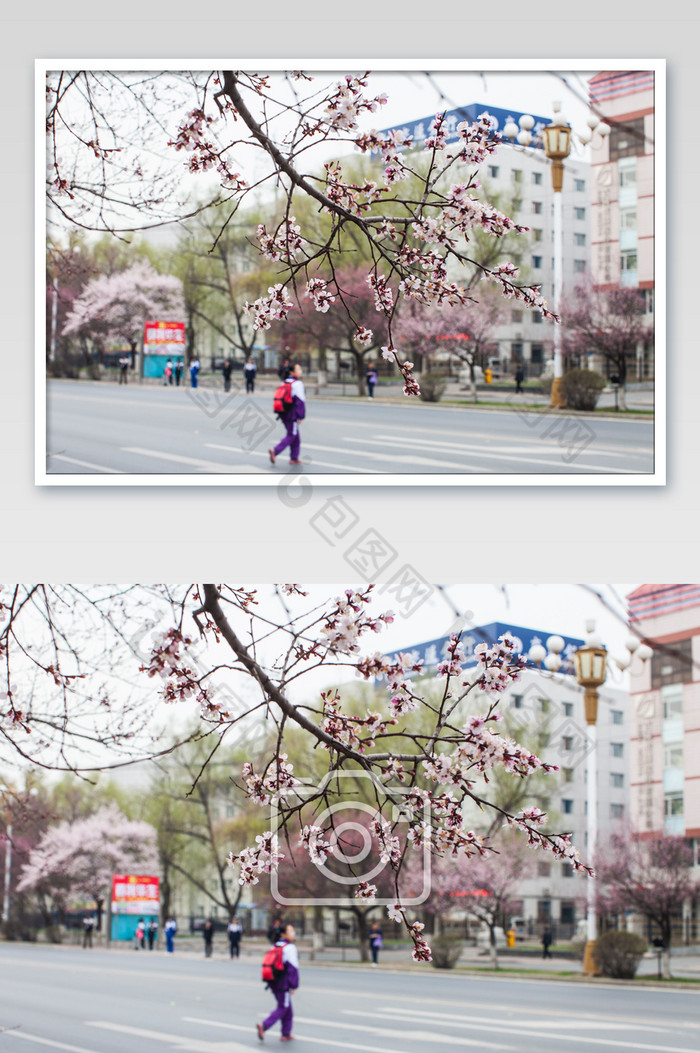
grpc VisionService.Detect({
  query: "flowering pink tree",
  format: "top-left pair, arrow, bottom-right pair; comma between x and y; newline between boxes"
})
595,832 -> 699,979
560,283 -> 653,410
47,70 -> 557,398
62,261 -> 185,363
17,804 -> 158,931
0,584 -> 590,964
393,286 -> 508,401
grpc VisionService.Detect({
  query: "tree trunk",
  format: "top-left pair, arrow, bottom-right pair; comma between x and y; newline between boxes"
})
355,909 -> 370,962
489,922 -> 499,969
469,361 -> 478,403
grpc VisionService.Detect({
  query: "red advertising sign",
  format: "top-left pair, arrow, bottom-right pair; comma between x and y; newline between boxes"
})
111,874 -> 160,914
143,320 -> 185,353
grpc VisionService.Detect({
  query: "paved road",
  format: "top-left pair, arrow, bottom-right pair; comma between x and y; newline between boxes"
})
45,381 -> 655,477
1,944 -> 698,1053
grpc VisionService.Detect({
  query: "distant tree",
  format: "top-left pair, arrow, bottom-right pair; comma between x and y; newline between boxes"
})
62,261 -> 185,368
560,283 -> 653,410
393,287 -> 508,401
596,832 -> 699,979
17,804 -> 158,932
278,264 -> 389,394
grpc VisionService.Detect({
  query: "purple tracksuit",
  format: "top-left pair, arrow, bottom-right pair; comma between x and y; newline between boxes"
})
262,940 -> 300,1038
273,379 -> 306,462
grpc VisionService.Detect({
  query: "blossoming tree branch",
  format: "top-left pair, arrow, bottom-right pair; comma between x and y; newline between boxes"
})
46,69 -> 557,397
0,583 -> 590,963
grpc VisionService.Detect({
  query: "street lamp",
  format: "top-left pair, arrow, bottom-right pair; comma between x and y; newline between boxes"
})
541,103 -> 572,409
573,621 -> 651,976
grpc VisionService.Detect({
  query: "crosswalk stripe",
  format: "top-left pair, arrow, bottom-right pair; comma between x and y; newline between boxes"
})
184,1014 -> 512,1051
204,444 -> 382,474
368,433 -> 651,460
5,1031 -> 100,1053
47,454 -> 125,474
347,1008 -> 700,1052
369,1006 -> 667,1032
120,447 -> 250,473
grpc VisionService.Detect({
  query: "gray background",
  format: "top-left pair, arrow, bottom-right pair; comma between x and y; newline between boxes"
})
3,3 -> 693,581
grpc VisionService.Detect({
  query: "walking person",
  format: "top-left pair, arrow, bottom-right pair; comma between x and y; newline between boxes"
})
222,359 -> 233,393
82,914 -> 95,948
228,916 -> 243,959
365,362 -> 378,399
278,356 -> 291,382
134,918 -> 146,950
368,922 -> 383,966
514,364 -> 524,394
164,358 -> 173,385
268,364 -> 306,467
164,916 -> 177,954
202,919 -> 214,958
118,355 -> 129,384
189,356 -> 200,389
267,916 -> 283,945
174,359 -> 183,386
257,922 -> 299,1043
243,356 -> 257,393
147,918 -> 158,950
541,926 -> 553,959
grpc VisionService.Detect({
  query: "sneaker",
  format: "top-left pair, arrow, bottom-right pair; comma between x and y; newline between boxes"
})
257,1022 -> 265,1041
289,459 -> 302,465
280,1037 -> 294,1042
268,449 -> 276,465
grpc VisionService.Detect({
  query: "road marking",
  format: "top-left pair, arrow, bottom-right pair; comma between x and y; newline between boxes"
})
371,1006 -> 667,1032
5,1031 -> 100,1053
367,432 -> 651,461
204,443 -> 382,474
46,454 -> 126,474
120,447 -> 250,473
184,1016 -> 411,1053
184,1015 -> 512,1051
350,1008 -> 700,1052
343,435 -> 649,473
86,1021 -> 249,1051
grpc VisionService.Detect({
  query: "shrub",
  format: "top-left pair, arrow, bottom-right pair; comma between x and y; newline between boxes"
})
594,930 -> 648,979
419,372 -> 448,402
559,369 -> 606,411
430,935 -> 464,970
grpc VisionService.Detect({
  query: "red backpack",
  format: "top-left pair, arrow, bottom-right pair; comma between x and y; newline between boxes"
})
273,380 -> 293,416
262,942 -> 286,983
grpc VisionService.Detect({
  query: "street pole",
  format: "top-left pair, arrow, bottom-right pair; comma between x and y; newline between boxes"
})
551,187 -> 564,407
2,822 -> 12,925
584,722 -> 598,973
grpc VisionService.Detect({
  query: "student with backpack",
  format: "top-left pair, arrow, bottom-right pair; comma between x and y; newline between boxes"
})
268,364 -> 306,467
257,922 -> 299,1043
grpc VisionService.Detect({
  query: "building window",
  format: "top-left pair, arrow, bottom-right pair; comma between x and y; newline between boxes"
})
611,709 -> 623,725
532,255 -> 542,269
610,116 -> 645,161
611,743 -> 624,758
511,310 -> 522,323
562,863 -> 573,878
620,166 -> 637,187
511,694 -> 523,709
574,232 -> 586,246
539,697 -> 551,714
610,803 -> 625,820
651,639 -> 693,688
562,767 -> 574,783
620,207 -> 637,230
532,171 -> 543,185
533,228 -> 543,242
563,702 -> 574,717
610,773 -> 624,788
575,178 -> 586,192
574,260 -> 586,273
561,901 -> 575,925
562,736 -> 574,752
488,165 -> 499,178
562,799 -> 574,814
664,744 -> 683,769
512,169 -> 523,183
532,201 -> 543,214
533,312 -> 543,324
574,206 -> 586,221
621,251 -> 638,272
664,793 -> 684,818
662,684 -> 683,720
538,862 -> 551,877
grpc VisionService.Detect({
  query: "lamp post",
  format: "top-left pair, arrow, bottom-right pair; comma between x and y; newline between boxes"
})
572,620 -> 608,976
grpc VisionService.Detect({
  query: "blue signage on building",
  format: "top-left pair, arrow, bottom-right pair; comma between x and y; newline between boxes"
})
378,102 -> 550,152
387,621 -> 584,676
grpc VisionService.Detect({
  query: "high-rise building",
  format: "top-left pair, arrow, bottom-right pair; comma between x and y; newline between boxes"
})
627,585 -> 700,846
588,71 -> 656,378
